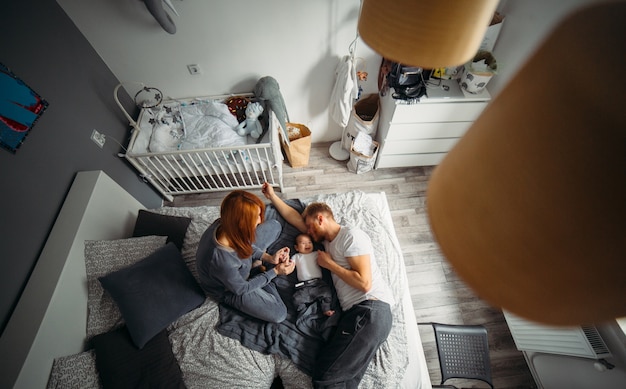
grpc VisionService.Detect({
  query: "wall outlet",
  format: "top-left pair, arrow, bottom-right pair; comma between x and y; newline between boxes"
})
187,64 -> 202,75
91,129 -> 106,148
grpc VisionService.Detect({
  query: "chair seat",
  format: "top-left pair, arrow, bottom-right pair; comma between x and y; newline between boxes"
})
420,322 -> 494,389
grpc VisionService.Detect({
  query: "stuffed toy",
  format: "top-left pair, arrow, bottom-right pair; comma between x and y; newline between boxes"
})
225,96 -> 250,123
253,76 -> 290,142
235,102 -> 264,138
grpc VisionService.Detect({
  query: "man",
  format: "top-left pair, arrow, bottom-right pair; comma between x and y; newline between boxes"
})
262,183 -> 394,388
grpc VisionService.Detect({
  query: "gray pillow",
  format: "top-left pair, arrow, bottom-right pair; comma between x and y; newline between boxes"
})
98,242 -> 205,348
85,235 -> 167,338
47,350 -> 100,389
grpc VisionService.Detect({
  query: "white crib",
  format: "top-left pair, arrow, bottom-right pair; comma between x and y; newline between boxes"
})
116,87 -> 285,201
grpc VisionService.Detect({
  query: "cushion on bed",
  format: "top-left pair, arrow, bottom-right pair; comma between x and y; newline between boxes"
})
47,350 -> 100,389
132,209 -> 191,250
91,326 -> 185,389
98,242 -> 206,348
85,235 -> 168,339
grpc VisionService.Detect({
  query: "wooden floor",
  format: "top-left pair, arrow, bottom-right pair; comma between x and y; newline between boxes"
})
167,142 -> 537,389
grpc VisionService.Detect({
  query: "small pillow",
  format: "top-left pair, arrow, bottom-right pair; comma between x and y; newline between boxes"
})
85,235 -> 168,338
91,326 -> 185,389
99,242 -> 205,348
47,350 -> 100,389
133,209 -> 192,250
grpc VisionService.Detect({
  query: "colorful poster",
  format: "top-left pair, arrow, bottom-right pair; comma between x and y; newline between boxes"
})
0,63 -> 49,153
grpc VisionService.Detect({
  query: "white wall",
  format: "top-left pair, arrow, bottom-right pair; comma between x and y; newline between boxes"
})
489,0 -> 611,96
57,0 -> 381,143
57,0 -> 610,143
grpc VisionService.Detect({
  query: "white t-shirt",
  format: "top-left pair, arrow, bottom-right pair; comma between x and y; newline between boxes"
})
324,225 -> 395,311
292,252 -> 322,281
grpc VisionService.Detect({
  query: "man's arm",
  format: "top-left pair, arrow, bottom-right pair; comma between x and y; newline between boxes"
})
317,250 -> 373,292
261,182 -> 307,233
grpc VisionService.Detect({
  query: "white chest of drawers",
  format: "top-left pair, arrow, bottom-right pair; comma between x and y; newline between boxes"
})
374,80 -> 491,169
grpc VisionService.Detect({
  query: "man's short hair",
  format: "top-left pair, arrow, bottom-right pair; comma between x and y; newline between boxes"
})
302,202 -> 335,221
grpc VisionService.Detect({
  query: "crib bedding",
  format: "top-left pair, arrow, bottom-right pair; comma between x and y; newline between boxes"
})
131,98 -> 250,154
125,96 -> 281,200
129,98 -> 269,174
47,191 -> 421,388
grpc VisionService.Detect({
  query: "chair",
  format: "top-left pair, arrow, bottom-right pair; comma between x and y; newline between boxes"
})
419,322 -> 494,389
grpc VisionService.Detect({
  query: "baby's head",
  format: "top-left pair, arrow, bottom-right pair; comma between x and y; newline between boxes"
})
294,233 -> 314,254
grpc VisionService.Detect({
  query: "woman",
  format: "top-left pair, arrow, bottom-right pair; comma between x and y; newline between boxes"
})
196,190 -> 295,322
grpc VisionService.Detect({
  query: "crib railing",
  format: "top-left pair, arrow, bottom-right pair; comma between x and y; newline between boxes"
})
126,143 -> 283,202
122,97 -> 287,201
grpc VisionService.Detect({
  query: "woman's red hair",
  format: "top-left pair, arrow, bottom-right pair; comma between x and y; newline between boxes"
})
220,190 -> 265,258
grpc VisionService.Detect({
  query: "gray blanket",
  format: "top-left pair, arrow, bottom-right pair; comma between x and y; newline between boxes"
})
217,271 -> 340,376
155,191 -> 410,388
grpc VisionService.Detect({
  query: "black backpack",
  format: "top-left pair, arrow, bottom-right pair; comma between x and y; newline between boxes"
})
387,63 -> 431,100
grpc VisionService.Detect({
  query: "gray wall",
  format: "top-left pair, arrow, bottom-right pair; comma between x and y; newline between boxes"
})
0,0 -> 161,334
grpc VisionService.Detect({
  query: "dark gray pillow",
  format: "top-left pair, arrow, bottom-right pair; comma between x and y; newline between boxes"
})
85,235 -> 167,339
133,209 -> 192,250
91,326 -> 185,389
98,242 -> 205,348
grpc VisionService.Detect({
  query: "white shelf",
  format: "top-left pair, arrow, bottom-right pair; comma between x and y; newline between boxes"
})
375,79 -> 490,169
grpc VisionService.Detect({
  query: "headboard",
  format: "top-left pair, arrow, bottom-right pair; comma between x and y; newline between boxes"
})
0,171 -> 147,389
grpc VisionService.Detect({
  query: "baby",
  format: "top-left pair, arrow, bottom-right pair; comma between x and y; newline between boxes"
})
291,233 -> 334,317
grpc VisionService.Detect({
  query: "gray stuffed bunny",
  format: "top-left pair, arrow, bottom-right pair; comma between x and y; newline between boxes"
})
253,76 -> 290,142
235,102 -> 264,139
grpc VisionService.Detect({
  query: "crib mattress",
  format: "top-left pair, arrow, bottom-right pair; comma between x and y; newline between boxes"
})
129,96 -> 264,155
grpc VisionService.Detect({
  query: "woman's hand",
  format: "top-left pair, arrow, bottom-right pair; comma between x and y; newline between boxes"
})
265,247 -> 290,265
274,257 -> 295,276
276,247 -> 290,263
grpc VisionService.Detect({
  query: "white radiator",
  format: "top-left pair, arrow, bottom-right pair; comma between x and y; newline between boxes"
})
503,311 -> 611,359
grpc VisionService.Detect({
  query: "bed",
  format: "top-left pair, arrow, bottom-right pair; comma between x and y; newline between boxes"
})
0,170 -> 431,389
117,89 -> 285,202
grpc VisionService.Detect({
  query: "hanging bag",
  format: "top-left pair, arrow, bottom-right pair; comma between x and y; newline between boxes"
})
341,93 -> 380,151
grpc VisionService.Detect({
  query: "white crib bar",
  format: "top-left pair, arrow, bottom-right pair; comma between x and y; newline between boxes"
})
126,143 -> 283,201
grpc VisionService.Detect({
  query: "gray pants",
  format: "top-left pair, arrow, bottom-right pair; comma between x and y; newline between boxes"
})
313,299 -> 393,388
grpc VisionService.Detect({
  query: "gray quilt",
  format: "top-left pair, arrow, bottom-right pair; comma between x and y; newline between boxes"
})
156,191 -> 410,388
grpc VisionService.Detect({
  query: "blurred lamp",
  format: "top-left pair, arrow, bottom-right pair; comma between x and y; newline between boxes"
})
362,0 -> 626,325
358,0 -> 499,68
